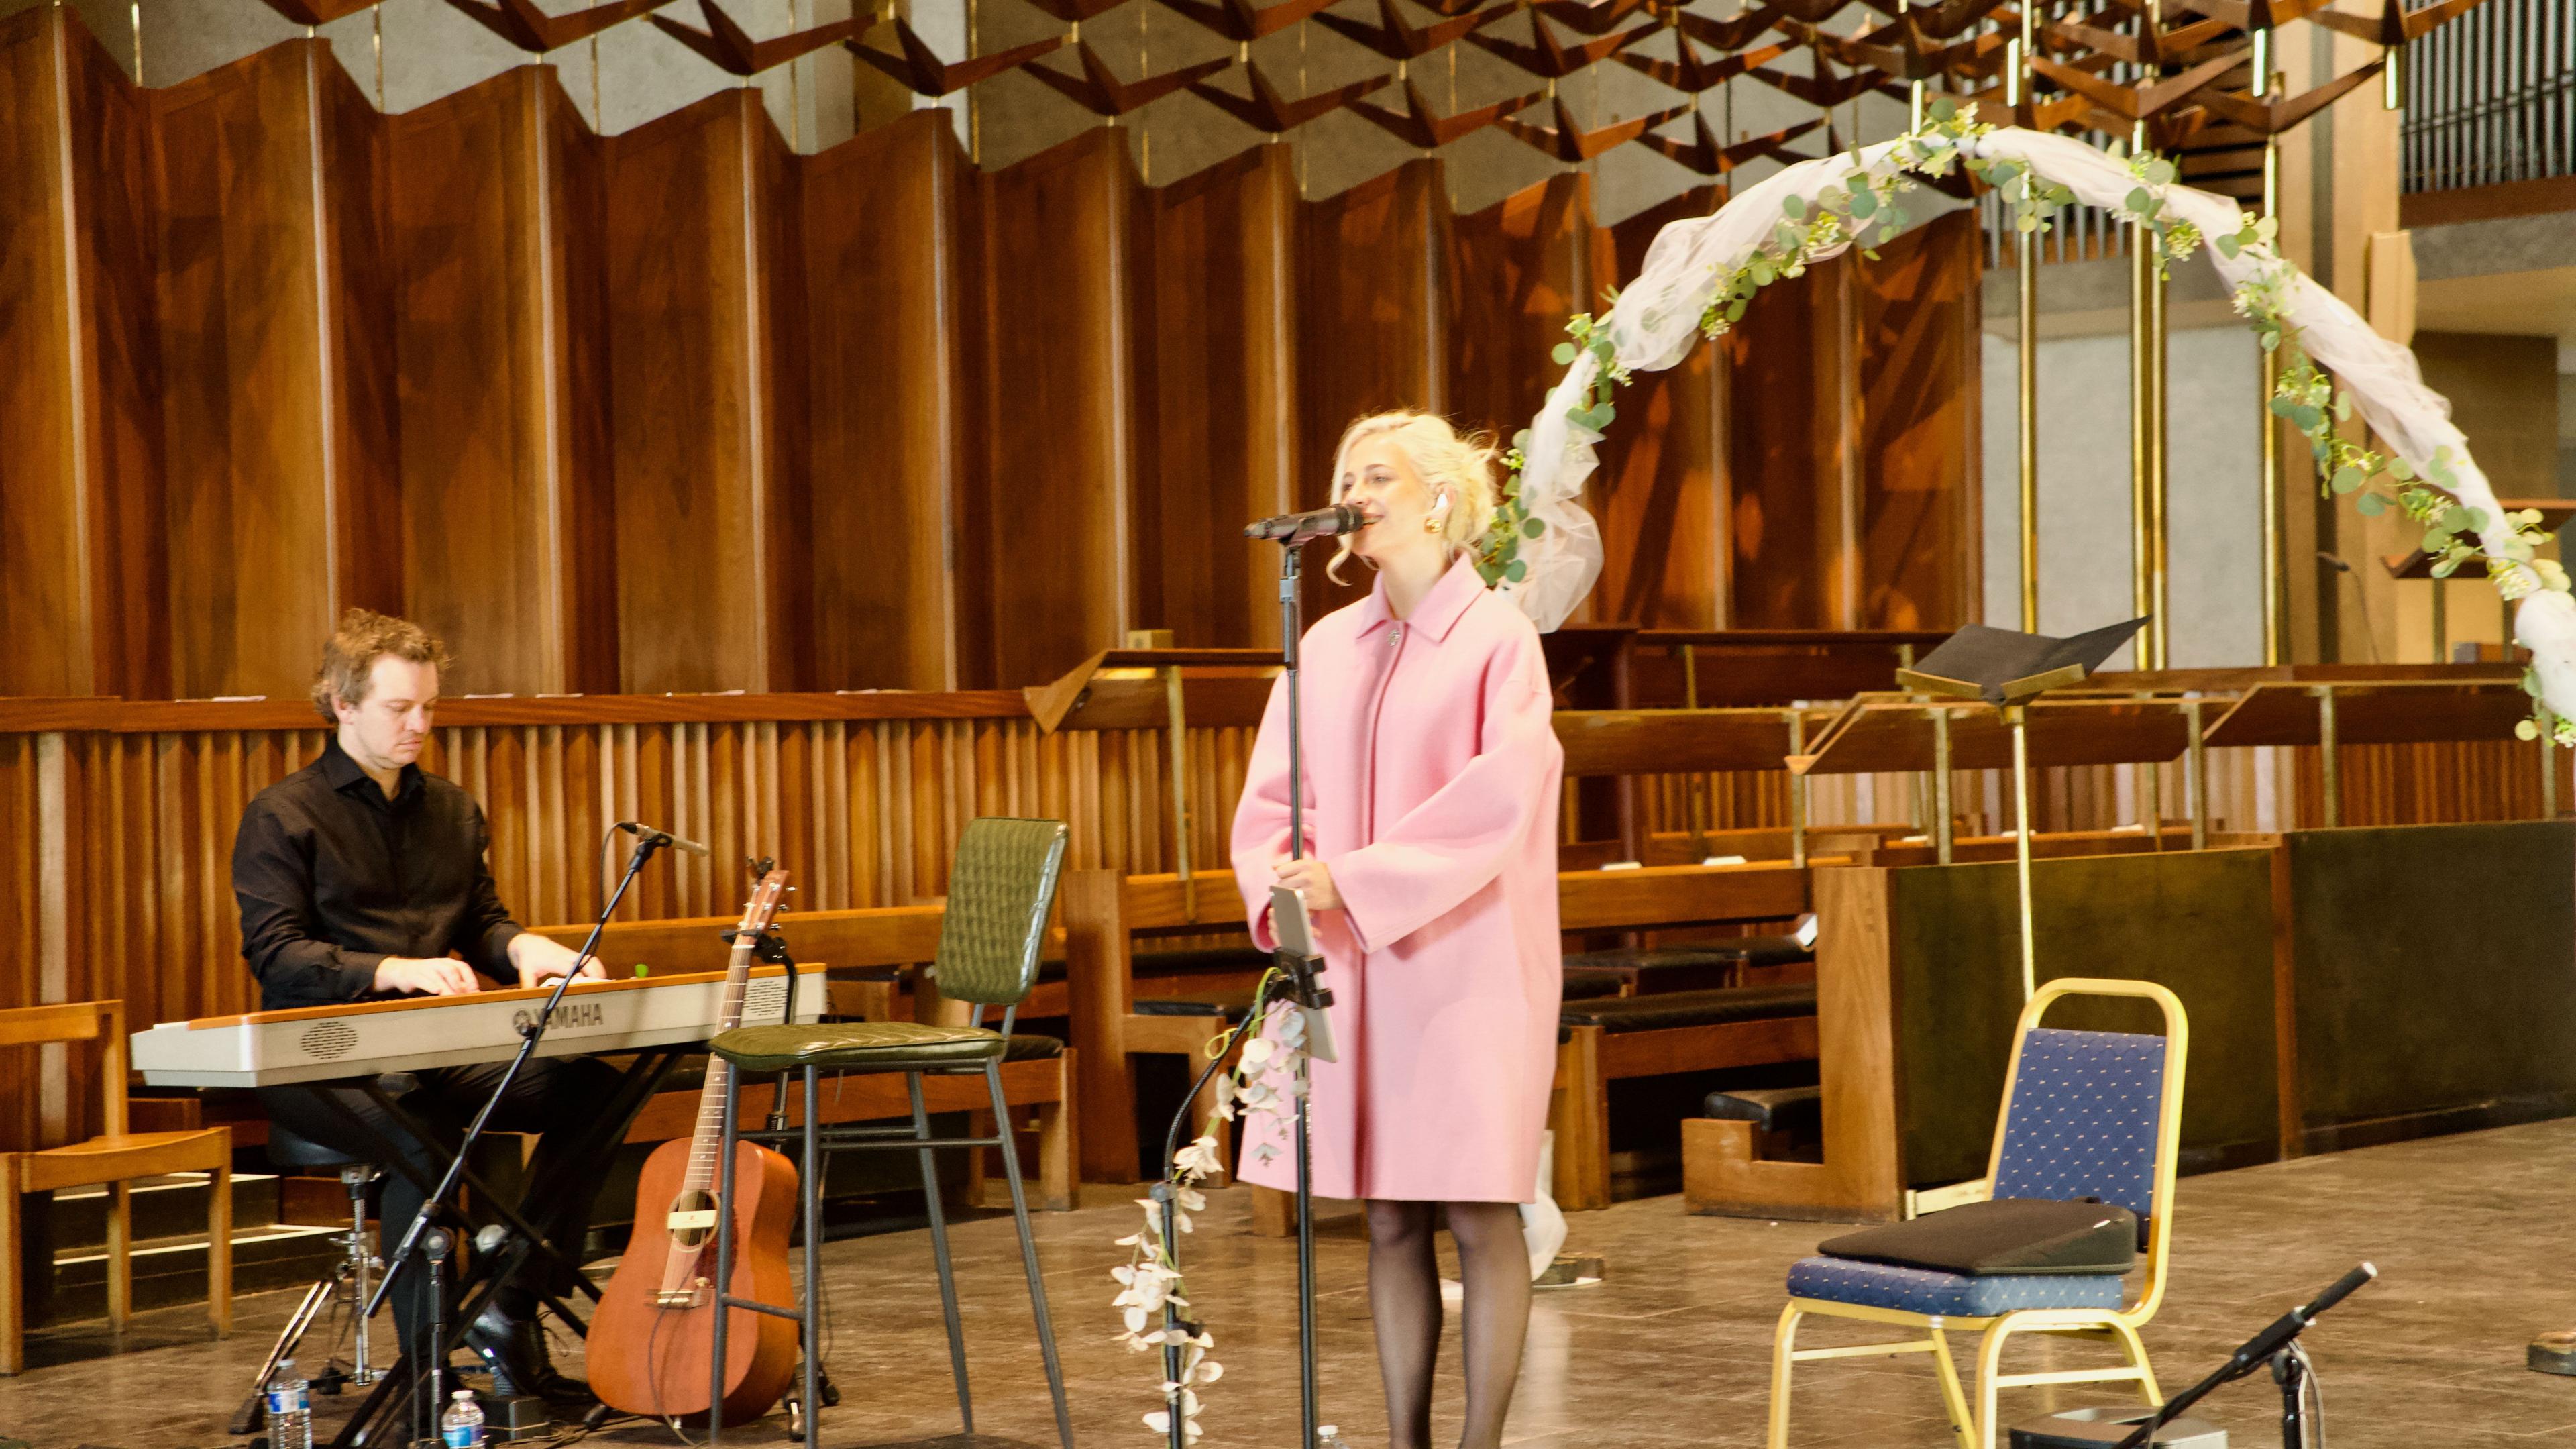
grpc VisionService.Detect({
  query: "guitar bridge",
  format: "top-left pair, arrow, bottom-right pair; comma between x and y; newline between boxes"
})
651,1286 -> 708,1308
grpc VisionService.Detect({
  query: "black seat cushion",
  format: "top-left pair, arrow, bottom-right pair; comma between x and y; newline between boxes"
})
1559,982 -> 1817,1032
1817,1198 -> 2141,1277
1703,1084 -> 1822,1132
1562,946 -> 1742,994
1561,967 -> 1627,1000
1133,993 -> 1255,1022
1719,934 -> 1815,969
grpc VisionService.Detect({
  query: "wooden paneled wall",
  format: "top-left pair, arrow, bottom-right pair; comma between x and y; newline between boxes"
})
1,15 -> 1986,700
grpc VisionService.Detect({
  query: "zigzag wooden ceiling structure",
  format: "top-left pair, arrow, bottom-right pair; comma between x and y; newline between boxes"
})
276,0 -> 2493,198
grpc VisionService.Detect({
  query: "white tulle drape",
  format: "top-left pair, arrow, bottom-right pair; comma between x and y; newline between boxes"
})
1497,124 -> 2576,728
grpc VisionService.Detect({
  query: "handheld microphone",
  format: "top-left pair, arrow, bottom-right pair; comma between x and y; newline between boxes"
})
617,820 -> 710,856
1245,504 -> 1371,544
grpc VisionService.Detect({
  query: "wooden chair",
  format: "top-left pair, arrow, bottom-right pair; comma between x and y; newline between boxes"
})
1,1000 -> 233,1374
1766,978 -> 2188,1449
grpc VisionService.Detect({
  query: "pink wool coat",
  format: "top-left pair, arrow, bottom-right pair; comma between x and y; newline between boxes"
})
1229,556 -> 1564,1203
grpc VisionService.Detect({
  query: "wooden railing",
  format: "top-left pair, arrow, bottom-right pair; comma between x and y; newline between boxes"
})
3,674 -> 2557,1152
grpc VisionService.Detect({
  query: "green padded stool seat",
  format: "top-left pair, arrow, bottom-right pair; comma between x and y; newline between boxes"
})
709,1021 -> 1006,1074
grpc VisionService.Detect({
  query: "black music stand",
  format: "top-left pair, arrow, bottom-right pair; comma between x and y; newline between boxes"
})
1896,620 -> 2145,1000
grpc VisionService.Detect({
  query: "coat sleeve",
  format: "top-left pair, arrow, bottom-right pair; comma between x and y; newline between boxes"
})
1329,625 -> 1558,953
1228,669 -> 1307,952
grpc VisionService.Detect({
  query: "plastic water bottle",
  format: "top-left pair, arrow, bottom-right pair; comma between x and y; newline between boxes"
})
1316,1425 -> 1350,1449
440,1387 -> 486,1447
264,1358 -> 312,1449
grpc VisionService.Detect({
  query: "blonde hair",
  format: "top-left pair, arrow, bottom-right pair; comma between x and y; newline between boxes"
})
311,609 -> 451,721
1324,411 -> 1501,584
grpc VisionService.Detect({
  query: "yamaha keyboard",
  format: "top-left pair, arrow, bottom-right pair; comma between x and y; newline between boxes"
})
131,965 -> 823,1087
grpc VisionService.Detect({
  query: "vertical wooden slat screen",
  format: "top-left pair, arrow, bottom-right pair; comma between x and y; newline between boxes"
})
1141,142 -> 1301,648
1591,187 -> 1729,630
1296,158 -> 1454,618
980,127 -> 1142,685
5,15 -> 2004,698
151,40 -> 403,699
1856,209 -> 1982,630
1721,248 -> 1849,628
1449,172 -> 1612,466
388,66 -> 619,697
802,110 -> 975,690
0,8 -> 166,698
604,89 -> 804,695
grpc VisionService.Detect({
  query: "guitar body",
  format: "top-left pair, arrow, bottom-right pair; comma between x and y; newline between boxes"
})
590,1135 -> 802,1422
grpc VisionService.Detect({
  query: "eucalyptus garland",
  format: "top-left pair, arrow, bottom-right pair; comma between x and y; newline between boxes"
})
1481,96 -> 2576,739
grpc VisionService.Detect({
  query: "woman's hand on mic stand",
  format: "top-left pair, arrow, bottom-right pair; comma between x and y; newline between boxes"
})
1273,855 -> 1342,911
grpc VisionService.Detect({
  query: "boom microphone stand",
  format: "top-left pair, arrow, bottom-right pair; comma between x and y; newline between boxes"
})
360,826 -> 682,1377
2110,1263 -> 2376,1449
1267,533 -> 1334,1449
1145,508 -> 1355,1449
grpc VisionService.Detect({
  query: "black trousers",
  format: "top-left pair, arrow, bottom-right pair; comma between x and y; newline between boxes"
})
258,1055 -> 621,1360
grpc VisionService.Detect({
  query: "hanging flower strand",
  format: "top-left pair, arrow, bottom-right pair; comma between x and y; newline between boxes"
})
1110,970 -> 1309,1442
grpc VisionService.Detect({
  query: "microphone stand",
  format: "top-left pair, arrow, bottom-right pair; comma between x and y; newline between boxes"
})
360,830 -> 672,1357
1149,536 -> 1332,1449
1271,539 -> 1332,1449
2110,1263 -> 2375,1449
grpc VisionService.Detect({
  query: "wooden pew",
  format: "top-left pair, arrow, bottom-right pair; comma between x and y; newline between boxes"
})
533,905 -> 1081,1210
1059,871 -> 1261,1186
1060,861 -> 1826,1204
1546,861 -> 1820,1210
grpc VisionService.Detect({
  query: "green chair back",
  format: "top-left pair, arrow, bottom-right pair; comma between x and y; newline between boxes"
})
933,818 -> 1069,1006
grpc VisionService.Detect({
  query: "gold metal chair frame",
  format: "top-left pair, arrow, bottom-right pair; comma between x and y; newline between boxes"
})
1766,977 -> 2188,1449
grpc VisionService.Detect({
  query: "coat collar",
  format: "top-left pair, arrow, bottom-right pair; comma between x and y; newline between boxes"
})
1356,555 -> 1488,643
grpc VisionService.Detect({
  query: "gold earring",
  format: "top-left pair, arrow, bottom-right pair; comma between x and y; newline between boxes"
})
1421,513 -> 1442,534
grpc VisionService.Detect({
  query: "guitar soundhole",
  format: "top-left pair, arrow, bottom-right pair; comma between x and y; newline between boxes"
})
665,1188 -> 720,1249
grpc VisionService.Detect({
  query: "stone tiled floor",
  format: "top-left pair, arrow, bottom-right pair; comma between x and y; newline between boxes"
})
8,1118 -> 2576,1446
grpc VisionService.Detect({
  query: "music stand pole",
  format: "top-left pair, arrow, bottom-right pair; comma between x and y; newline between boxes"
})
361,832 -> 668,1330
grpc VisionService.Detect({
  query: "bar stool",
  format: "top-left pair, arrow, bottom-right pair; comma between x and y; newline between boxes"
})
230,1123 -> 380,1436
708,817 -> 1074,1448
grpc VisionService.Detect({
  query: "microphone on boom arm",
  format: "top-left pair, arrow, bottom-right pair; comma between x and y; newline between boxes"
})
616,820 -> 711,856
1245,504 -> 1371,545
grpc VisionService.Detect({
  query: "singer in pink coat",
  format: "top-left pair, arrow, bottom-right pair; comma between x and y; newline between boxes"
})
1230,411 -> 1563,1449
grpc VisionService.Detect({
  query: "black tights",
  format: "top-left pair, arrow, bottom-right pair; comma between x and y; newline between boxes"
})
1363,1200 -> 1532,1449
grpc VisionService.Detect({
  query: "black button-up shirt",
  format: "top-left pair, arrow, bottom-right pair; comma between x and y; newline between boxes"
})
232,739 -> 525,1011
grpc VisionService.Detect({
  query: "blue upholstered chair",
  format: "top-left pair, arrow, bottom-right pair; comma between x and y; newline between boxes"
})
1766,977 -> 2188,1449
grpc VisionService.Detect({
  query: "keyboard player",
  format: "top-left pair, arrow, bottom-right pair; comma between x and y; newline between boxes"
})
231,609 -> 610,1403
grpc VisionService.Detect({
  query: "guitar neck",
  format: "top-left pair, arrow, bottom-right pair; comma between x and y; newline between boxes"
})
680,949 -> 757,1193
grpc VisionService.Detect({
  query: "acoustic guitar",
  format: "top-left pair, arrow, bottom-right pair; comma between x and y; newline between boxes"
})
588,867 -> 802,1422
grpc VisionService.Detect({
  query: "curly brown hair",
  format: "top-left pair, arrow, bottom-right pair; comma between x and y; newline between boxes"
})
310,609 -> 451,722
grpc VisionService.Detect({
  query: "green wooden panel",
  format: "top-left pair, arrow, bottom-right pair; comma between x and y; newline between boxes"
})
1885,848 -> 2280,1189
2290,820 -> 2576,1136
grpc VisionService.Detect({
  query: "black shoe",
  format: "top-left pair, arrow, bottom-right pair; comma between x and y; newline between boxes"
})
465,1307 -> 592,1405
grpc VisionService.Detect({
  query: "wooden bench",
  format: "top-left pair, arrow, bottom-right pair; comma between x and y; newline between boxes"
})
533,906 -> 1081,1211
